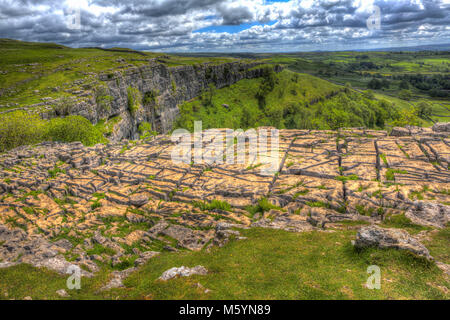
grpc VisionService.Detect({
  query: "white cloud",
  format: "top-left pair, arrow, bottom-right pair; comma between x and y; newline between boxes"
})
0,0 -> 448,51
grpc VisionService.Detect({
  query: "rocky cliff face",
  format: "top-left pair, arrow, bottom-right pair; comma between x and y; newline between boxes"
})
65,61 -> 278,140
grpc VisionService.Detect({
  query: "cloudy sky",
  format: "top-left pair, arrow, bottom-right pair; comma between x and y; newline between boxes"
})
0,0 -> 449,52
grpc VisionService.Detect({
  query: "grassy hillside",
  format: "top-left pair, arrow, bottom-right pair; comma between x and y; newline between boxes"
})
262,51 -> 450,119
175,69 -> 402,131
0,39 -> 243,110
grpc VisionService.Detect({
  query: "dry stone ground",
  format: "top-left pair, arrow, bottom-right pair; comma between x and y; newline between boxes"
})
0,125 -> 448,276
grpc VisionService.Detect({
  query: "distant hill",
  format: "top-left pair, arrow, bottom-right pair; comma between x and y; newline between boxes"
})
355,43 -> 450,52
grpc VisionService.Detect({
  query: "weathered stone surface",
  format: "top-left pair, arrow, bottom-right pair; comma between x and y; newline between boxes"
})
391,127 -> 410,137
134,251 -> 160,267
129,194 -> 149,207
56,289 -> 69,298
158,265 -> 208,281
406,202 -> 450,229
0,125 -> 448,276
433,123 -> 450,133
101,267 -> 137,290
354,226 -> 433,260
252,216 -> 315,233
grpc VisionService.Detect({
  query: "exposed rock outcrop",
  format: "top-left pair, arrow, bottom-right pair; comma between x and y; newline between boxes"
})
0,125 -> 448,275
433,122 -> 450,133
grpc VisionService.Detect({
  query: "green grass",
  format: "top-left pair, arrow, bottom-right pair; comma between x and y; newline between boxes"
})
0,228 -> 448,300
424,227 -> 450,264
335,174 -> 360,182
86,243 -> 116,257
305,201 -> 331,209
385,169 -> 408,181
246,198 -> 282,216
192,200 -> 232,212
48,166 -> 66,179
381,214 -> 430,235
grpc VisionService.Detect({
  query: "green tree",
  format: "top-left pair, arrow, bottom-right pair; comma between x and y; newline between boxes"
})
399,89 -> 412,101
399,80 -> 410,90
415,102 -> 432,119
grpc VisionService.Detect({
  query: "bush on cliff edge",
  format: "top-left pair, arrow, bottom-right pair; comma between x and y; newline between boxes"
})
0,111 -> 106,152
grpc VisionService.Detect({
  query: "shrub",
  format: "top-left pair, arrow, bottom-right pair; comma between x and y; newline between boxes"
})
138,122 -> 157,139
415,102 -> 432,119
255,66 -> 276,108
389,109 -> 422,127
53,96 -> 76,116
1,107 -> 106,155
246,197 -> 281,216
127,86 -> 142,115
143,90 -> 159,105
399,89 -> 412,101
0,111 -> 45,152
171,80 -> 177,93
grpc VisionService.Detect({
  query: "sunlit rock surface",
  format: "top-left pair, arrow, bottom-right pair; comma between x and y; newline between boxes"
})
0,125 -> 448,274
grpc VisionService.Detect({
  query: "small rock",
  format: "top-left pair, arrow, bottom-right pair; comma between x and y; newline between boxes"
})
129,194 -> 149,207
23,296 -> 32,300
195,282 -> 212,294
436,262 -> 450,276
56,289 -> 69,298
101,267 -> 137,291
163,245 -> 178,252
158,266 -> 208,281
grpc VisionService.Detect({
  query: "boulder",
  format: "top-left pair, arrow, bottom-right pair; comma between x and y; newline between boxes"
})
353,226 -> 433,260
